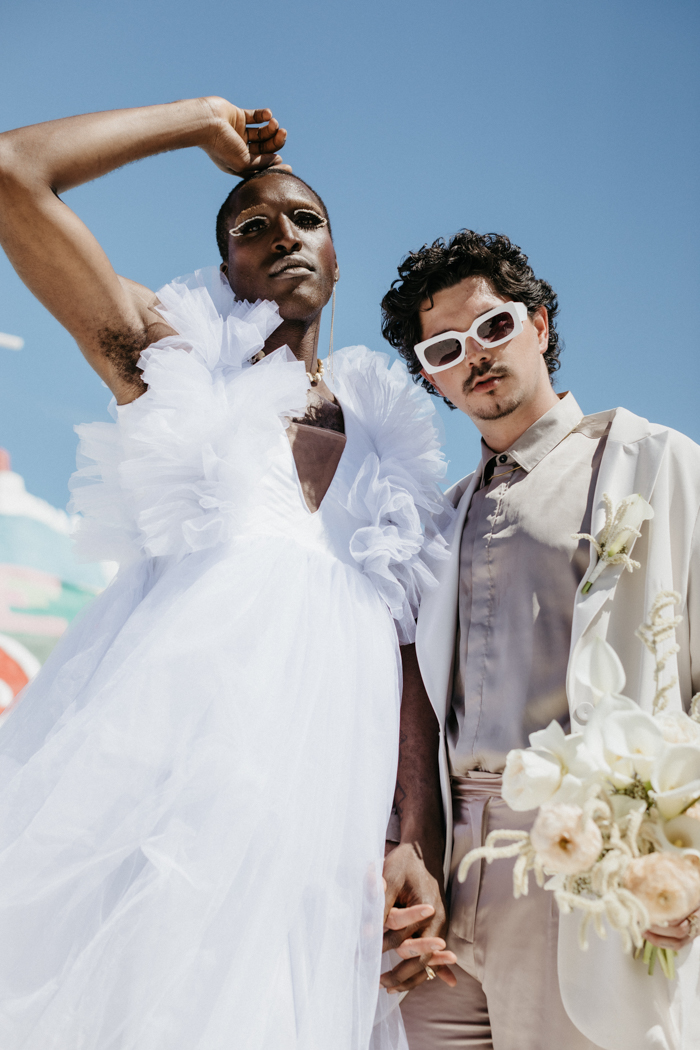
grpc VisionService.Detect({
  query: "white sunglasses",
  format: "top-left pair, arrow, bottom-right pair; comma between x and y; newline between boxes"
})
414,301 -> 528,374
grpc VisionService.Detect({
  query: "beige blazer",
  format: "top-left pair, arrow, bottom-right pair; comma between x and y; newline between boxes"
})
416,407 -> 700,1050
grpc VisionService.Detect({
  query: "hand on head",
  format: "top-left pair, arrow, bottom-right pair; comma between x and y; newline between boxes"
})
201,97 -> 291,177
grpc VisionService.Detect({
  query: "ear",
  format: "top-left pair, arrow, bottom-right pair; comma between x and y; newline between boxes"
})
220,262 -> 228,275
420,367 -> 444,398
531,305 -> 549,354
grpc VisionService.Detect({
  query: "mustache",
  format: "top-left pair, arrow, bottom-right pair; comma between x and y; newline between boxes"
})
464,362 -> 511,392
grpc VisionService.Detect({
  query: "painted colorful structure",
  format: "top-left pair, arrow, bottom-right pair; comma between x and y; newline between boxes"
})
0,449 -> 115,716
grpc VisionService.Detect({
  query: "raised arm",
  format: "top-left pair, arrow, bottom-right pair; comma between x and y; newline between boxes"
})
0,97 -> 286,403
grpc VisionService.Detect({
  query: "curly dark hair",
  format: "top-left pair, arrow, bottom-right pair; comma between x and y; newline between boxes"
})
215,169 -> 331,262
381,230 -> 562,407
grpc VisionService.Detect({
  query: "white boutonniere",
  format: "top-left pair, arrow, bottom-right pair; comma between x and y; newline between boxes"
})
575,493 -> 654,594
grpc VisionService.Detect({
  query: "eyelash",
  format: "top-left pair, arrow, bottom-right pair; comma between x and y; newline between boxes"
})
229,210 -> 327,237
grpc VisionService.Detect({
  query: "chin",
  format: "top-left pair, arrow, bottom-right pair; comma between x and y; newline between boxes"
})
275,286 -> 331,320
469,391 -> 523,422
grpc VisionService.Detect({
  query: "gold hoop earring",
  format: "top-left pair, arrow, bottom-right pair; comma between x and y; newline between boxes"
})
328,277 -> 338,380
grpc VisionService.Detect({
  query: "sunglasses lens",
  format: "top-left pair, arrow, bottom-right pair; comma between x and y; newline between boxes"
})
424,338 -> 462,369
476,310 -> 515,344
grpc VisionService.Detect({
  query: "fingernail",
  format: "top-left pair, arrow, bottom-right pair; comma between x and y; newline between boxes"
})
420,907 -> 434,917
408,949 -> 418,957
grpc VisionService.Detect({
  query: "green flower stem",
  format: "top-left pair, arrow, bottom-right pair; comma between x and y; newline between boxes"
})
659,948 -> 677,981
643,940 -> 657,975
641,941 -> 677,979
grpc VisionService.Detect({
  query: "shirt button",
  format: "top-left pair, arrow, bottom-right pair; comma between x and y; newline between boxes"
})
499,454 -> 508,463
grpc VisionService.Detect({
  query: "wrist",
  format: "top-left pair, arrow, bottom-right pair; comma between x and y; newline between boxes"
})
197,96 -> 236,148
397,829 -> 445,882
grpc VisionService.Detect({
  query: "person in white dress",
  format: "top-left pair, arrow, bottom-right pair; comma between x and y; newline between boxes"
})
0,97 -> 455,1049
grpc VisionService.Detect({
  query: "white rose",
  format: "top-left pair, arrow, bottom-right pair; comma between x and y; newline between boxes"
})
502,748 -> 563,812
530,804 -> 603,875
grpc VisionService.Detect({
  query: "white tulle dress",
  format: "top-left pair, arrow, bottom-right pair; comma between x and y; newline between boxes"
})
0,268 -> 449,1050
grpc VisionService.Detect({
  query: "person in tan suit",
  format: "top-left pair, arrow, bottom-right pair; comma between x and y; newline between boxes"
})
379,229 -> 700,1050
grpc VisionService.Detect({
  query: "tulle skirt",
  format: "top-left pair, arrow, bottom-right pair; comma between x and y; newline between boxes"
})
0,534 -> 404,1049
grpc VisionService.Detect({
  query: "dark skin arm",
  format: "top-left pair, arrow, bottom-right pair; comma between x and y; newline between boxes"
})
0,97 -> 287,403
381,644 -> 457,992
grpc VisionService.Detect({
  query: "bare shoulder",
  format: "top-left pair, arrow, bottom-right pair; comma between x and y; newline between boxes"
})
96,277 -> 178,405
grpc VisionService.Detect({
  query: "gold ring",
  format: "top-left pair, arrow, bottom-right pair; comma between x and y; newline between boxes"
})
688,912 -> 699,939
425,966 -> 436,981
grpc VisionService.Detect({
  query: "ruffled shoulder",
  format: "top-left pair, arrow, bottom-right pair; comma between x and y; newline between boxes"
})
326,346 -> 454,643
69,268 -> 308,563
147,267 -> 283,374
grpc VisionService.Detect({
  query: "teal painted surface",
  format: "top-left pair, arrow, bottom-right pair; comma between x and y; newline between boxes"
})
0,516 -> 107,590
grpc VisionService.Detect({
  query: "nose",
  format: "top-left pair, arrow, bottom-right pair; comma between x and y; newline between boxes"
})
466,337 -> 491,366
272,213 -> 301,255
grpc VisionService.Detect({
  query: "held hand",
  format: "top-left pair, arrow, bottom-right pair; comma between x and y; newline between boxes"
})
645,908 -> 700,951
200,97 -> 290,176
381,844 -> 457,994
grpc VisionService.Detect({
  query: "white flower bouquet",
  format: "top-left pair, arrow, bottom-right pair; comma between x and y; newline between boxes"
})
458,591 -> 700,979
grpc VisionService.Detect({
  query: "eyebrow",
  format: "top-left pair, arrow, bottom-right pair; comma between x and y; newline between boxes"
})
232,199 -> 325,225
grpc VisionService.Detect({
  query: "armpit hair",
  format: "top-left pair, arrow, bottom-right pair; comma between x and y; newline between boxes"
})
98,325 -> 149,393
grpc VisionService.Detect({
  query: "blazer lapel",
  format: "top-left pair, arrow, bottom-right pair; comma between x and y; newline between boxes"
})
566,409 -> 669,718
416,472 -> 479,729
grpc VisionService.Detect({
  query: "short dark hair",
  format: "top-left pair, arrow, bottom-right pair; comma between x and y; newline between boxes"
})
215,169 -> 331,262
381,230 -> 562,407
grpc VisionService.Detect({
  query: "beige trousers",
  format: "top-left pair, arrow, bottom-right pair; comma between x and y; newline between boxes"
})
400,773 -> 602,1050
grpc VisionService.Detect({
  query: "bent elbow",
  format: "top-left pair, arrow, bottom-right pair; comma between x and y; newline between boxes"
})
0,138 -> 23,192
0,133 -> 47,198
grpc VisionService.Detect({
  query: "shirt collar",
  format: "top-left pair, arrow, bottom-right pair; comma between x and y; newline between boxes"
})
479,392 -> 584,478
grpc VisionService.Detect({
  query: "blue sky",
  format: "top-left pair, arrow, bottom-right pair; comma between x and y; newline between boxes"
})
1,0 -> 698,507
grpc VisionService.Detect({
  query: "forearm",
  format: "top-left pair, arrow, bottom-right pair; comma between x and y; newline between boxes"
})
396,644 -> 445,876
0,97 -> 218,194
380,645 -> 454,990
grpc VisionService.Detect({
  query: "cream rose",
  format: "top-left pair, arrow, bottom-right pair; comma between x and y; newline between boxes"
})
530,804 -> 603,875
623,853 -> 700,926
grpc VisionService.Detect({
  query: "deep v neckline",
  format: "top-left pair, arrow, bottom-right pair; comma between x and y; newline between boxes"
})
286,419 -> 347,515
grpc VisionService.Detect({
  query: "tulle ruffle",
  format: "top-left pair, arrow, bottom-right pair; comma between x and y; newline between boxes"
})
328,346 -> 451,643
69,267 -> 452,640
70,269 -> 308,563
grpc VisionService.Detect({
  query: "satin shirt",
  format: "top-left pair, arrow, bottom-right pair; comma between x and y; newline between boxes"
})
448,393 -> 610,774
